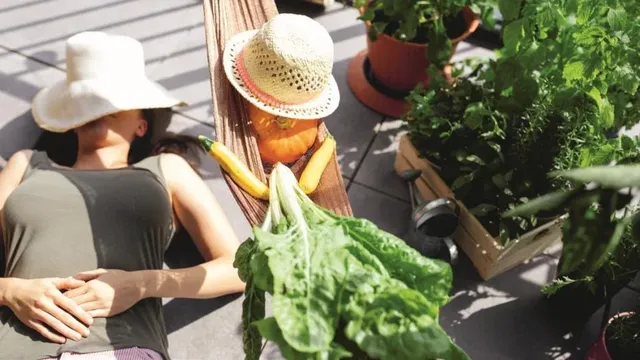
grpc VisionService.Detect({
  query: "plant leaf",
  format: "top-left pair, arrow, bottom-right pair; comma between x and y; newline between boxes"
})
254,318 -> 352,360
340,217 -> 453,309
499,0 -> 521,22
621,135 -> 636,152
503,190 -> 574,218
600,99 -> 615,128
502,19 -> 525,54
252,222 -> 353,353
606,8 -> 628,31
563,61 -> 585,83
469,204 -> 499,217
463,103 -> 489,130
241,280 -> 266,360
513,75 -> 539,110
234,238 -> 256,282
427,19 -> 452,68
615,64 -> 639,95
541,276 -> 594,296
343,280 -> 469,360
554,165 -> 640,188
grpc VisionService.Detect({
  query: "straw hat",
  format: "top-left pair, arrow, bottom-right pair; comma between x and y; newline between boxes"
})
222,14 -> 340,120
32,31 -> 185,133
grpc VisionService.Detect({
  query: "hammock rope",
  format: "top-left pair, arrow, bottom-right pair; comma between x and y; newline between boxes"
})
202,0 -> 353,226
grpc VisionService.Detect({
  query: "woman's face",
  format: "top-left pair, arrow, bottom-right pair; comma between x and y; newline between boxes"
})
74,110 -> 148,148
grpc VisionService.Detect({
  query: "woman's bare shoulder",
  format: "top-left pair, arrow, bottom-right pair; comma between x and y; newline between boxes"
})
0,150 -> 34,205
158,153 -> 200,187
2,150 -> 33,174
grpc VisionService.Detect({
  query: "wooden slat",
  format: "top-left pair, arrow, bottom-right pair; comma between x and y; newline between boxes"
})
202,0 -> 352,226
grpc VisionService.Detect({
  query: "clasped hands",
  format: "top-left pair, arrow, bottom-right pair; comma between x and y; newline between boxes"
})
5,269 -> 143,344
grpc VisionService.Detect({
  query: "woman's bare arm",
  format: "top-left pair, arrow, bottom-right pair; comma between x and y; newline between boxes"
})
137,153 -> 245,299
0,150 -> 33,291
0,150 -> 32,285
0,150 -> 32,223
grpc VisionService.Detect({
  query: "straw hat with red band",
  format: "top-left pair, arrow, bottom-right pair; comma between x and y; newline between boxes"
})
222,14 -> 340,120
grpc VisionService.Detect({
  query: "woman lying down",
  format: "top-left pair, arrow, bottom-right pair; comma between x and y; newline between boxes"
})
0,31 -> 245,359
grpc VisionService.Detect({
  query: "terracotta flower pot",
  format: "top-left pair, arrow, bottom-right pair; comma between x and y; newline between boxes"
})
364,7 -> 480,93
586,312 -> 635,360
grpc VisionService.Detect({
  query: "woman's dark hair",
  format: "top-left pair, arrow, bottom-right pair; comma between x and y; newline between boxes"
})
33,109 -> 203,169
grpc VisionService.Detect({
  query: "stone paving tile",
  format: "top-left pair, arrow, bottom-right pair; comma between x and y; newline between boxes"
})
0,0 -> 201,77
150,21 -> 210,123
353,118 -> 409,202
347,181 -> 411,238
442,254 -> 582,360
322,9 -> 384,178
0,47 -> 64,162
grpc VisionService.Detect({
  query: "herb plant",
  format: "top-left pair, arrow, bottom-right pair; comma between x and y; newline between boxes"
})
235,164 -> 466,360
606,312 -> 640,360
353,0 -> 497,67
404,0 -> 640,244
506,165 -> 640,304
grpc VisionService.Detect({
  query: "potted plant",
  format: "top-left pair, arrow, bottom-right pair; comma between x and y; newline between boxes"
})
398,0 -> 640,278
506,162 -> 640,323
587,312 -> 640,360
351,0 -> 497,94
506,164 -> 640,358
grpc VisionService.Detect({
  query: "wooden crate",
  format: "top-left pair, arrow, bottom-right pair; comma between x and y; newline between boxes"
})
395,135 -> 562,280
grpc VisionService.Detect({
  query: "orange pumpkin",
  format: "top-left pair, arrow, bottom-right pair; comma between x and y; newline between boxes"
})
249,105 -> 319,164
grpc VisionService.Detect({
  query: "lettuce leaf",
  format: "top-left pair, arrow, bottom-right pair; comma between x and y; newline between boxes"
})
337,216 -> 453,310
233,239 -> 266,360
255,317 -> 352,360
252,222 -> 354,353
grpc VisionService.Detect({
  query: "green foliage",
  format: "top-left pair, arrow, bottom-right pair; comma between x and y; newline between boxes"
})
606,313 -> 640,359
404,0 -> 640,243
541,276 -> 595,296
236,165 -> 466,360
352,0 -> 497,67
508,166 -> 640,283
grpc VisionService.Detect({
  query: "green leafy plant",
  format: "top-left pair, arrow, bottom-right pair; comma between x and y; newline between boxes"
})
404,0 -> 640,244
352,0 -> 497,67
506,165 -> 640,319
235,164 -> 466,360
606,312 -> 640,360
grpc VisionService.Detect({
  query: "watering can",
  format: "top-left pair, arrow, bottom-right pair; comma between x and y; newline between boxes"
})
398,169 -> 459,265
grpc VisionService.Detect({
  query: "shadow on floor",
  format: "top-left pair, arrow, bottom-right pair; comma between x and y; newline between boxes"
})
443,254 -> 582,360
163,229 -> 240,335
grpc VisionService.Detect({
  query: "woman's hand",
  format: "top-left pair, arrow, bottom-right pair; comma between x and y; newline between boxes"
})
2,277 -> 93,343
64,269 -> 144,318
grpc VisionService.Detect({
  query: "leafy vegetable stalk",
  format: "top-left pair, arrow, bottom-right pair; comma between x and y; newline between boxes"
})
234,163 -> 466,360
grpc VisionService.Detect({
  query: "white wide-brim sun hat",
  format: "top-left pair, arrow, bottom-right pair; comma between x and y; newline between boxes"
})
32,31 -> 185,133
223,14 -> 340,120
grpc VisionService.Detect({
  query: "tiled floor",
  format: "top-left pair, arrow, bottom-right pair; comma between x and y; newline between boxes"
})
0,1 -> 637,359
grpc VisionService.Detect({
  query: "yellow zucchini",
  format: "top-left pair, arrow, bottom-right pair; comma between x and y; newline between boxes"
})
299,135 -> 336,194
198,136 -> 269,200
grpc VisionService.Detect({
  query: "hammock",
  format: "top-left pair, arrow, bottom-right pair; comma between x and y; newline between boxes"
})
202,0 -> 353,226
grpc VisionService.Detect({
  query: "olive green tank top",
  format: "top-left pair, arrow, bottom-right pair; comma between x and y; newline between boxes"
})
0,151 -> 175,360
